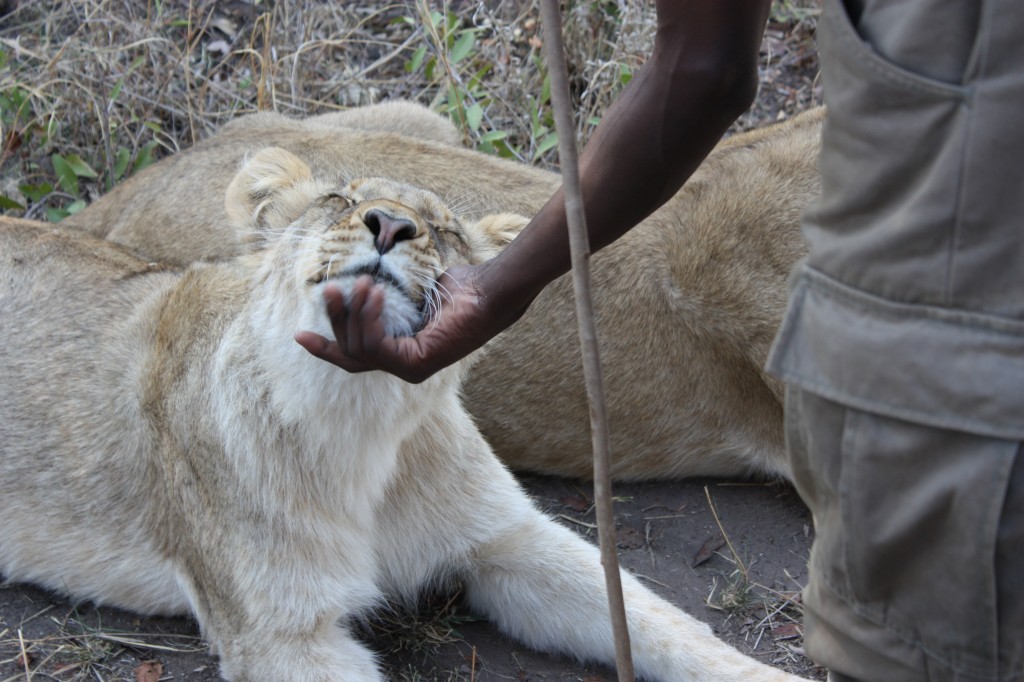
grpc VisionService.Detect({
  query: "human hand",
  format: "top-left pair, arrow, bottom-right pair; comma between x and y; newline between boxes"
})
294,262 -> 530,383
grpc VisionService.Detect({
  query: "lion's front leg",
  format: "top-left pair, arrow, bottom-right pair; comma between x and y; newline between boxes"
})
463,508 -> 803,682
175,533 -> 386,682
376,408 -> 802,680
213,621 -> 383,682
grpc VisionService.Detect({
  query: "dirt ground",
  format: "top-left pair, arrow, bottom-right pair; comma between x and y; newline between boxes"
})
1,475 -> 824,681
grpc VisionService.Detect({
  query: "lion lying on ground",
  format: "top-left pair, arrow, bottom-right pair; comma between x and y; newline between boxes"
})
0,154 -> 804,681
65,101 -> 824,481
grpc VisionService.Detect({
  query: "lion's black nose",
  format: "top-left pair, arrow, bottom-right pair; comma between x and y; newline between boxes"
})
364,209 -> 418,255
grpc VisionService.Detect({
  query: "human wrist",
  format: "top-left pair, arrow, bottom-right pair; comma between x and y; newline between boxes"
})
475,240 -> 558,320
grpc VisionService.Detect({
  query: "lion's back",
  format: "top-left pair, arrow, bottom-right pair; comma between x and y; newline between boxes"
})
0,217 -> 187,614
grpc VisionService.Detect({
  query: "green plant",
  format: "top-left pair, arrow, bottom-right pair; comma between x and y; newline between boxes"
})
0,40 -> 165,222
399,3 -> 559,163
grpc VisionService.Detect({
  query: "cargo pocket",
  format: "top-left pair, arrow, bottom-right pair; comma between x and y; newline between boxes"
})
837,406 -> 1015,676
817,0 -> 969,145
804,0 -> 980,309
826,0 -> 975,98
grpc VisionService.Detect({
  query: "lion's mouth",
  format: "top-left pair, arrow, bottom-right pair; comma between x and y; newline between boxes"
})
308,258 -> 432,336
339,262 -> 407,296
335,261 -> 431,332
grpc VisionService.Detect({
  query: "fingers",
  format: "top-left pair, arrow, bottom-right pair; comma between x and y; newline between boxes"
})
296,278 -> 419,378
294,272 -> 482,383
340,277 -> 386,360
294,332 -> 371,373
293,278 -> 381,373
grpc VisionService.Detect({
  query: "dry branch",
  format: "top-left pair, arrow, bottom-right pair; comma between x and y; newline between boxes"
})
538,1 -> 634,680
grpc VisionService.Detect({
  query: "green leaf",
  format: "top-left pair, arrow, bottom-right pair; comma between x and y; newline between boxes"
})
113,147 -> 131,180
42,116 -> 59,145
405,45 -> 427,74
478,129 -> 508,142
45,206 -> 70,223
526,96 -> 541,128
133,140 -> 159,173
0,194 -> 25,210
450,30 -> 476,63
534,131 -> 558,160
619,63 -> 633,86
0,87 -> 28,127
110,77 -> 125,102
18,183 -> 53,203
51,154 -> 79,195
468,63 -> 492,91
64,198 -> 87,215
143,121 -> 163,133
491,138 -> 517,159
465,103 -> 483,132
64,153 -> 99,178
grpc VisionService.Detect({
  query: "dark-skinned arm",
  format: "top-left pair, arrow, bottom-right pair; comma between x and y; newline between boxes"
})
295,0 -> 773,382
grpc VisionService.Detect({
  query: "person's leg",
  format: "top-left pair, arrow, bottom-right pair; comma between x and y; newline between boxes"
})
786,387 -> 1024,681
996,443 -> 1024,679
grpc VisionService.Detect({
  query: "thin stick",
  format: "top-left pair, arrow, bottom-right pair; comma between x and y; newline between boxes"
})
538,2 -> 634,680
17,628 -> 31,681
704,485 -> 750,580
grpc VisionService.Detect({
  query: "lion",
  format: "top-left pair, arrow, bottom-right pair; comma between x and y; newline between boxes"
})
0,155 -> 804,681
65,102 -> 824,481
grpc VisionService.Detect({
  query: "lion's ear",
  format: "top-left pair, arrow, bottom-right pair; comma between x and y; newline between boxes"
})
466,213 -> 528,263
225,147 -> 324,234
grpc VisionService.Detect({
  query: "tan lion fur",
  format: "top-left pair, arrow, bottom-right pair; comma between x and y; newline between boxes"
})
65,101 -> 824,480
0,157 -> 806,680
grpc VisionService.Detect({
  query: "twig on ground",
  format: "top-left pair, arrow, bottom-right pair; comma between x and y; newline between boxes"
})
704,485 -> 750,580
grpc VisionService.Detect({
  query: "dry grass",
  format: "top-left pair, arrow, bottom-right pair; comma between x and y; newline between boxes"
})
0,0 -> 820,220
0,600 -> 204,682
703,486 -> 824,679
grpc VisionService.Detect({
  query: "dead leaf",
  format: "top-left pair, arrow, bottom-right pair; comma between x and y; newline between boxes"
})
212,16 -> 238,38
691,533 -> 726,567
772,623 -> 802,640
135,660 -> 163,682
559,494 -> 590,512
15,651 -> 33,668
615,525 -> 644,550
206,39 -> 231,56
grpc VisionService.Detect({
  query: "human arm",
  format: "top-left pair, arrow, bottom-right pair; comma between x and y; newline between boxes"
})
295,0 -> 774,382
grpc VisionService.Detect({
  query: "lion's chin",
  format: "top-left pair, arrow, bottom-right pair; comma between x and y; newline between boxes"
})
316,277 -> 424,339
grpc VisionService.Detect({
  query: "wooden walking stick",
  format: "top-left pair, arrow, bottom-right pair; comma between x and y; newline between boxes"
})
538,2 -> 635,680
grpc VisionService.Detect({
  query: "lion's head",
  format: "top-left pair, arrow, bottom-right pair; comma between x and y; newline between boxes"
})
224,147 -> 527,338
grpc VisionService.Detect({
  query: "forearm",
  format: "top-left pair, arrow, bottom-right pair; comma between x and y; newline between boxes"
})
482,0 -> 772,308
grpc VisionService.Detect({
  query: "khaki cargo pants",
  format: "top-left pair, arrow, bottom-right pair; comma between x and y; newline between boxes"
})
785,387 -> 1024,681
769,0 -> 1024,678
